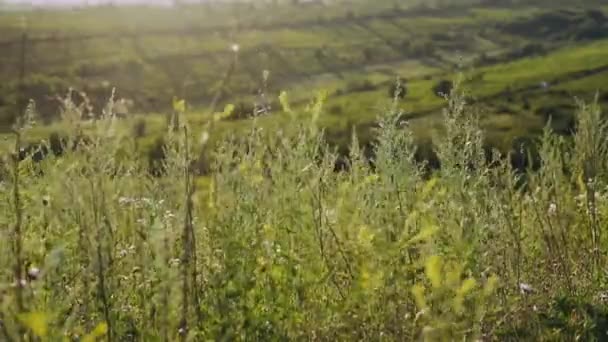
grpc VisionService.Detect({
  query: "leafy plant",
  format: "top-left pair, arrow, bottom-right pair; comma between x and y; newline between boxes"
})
1,81 -> 608,340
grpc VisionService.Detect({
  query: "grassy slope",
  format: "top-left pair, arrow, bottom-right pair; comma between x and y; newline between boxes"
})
4,35 -> 607,155
2,2 -> 608,157
0,1 -> 554,105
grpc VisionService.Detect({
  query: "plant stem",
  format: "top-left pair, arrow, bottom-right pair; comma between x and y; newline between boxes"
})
11,131 -> 24,313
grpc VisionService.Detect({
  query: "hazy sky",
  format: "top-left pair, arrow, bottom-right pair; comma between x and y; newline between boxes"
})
4,0 -> 179,6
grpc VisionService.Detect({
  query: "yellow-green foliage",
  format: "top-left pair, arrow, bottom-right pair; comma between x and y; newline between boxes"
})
1,86 -> 608,341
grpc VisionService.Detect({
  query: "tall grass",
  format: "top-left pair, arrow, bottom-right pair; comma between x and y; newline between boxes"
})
1,83 -> 607,341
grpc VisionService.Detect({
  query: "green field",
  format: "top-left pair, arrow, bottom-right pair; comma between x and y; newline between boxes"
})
2,0 -> 608,155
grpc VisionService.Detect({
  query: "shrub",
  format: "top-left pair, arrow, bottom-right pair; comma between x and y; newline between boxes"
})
2,85 -> 608,341
522,97 -> 531,110
433,79 -> 454,98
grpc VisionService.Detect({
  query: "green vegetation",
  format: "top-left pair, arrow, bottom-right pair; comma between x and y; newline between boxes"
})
2,0 -> 608,158
3,0 -> 608,339
2,83 -> 608,340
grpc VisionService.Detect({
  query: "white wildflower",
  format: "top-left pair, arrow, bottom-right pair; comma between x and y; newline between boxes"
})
11,279 -> 27,288
519,282 -> 535,295
27,266 -> 40,280
547,203 -> 557,216
118,197 -> 134,206
164,210 -> 176,220
200,131 -> 210,145
324,208 -> 337,225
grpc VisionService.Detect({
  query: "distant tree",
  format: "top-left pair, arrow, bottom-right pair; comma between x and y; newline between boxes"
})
586,9 -> 606,23
522,97 -> 531,111
433,80 -> 453,98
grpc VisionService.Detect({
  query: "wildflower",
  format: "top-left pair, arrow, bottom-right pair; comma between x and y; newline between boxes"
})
11,279 -> 27,288
230,43 -> 240,53
118,197 -> 134,206
415,309 -> 426,321
27,266 -> 41,281
200,131 -> 210,145
519,282 -> 535,295
164,210 -> 176,220
547,203 -> 557,216
324,208 -> 337,224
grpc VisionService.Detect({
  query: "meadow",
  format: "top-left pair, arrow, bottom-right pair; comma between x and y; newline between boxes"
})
2,77 -> 608,341
2,0 -> 608,340
2,0 -> 608,158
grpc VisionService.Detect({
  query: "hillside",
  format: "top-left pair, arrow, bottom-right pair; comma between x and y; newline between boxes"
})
1,1 -> 608,139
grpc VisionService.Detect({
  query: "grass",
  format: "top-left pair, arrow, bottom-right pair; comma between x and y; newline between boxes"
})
2,83 -> 608,340
4,3 -> 608,339
4,0 -> 608,139
555,70 -> 608,95
5,33 -> 608,172
0,0 -> 534,125
467,40 -> 608,96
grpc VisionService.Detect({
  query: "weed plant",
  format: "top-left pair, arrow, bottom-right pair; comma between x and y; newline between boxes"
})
1,83 -> 607,341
